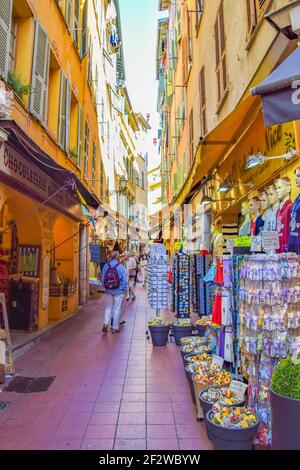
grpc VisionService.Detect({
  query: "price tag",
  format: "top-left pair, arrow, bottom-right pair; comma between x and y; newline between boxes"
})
229,380 -> 248,400
261,231 -> 279,252
212,355 -> 224,369
234,236 -> 252,247
251,235 -> 262,253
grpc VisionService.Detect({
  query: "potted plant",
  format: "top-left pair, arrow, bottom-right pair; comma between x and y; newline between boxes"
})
206,406 -> 259,450
147,318 -> 171,347
195,317 -> 211,337
172,319 -> 193,346
7,71 -> 30,101
270,357 -> 300,450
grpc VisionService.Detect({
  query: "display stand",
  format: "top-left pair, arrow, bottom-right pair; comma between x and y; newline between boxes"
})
172,253 -> 191,318
147,244 -> 169,312
0,292 -> 15,375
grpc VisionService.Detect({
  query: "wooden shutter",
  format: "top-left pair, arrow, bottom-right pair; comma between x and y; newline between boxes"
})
58,71 -> 67,148
246,0 -> 257,38
0,0 -> 12,80
189,109 -> 194,166
182,36 -> 189,84
84,122 -> 89,178
199,66 -> 207,136
65,0 -> 72,29
77,105 -> 83,168
255,0 -> 268,17
30,22 -> 50,123
81,0 -> 88,58
73,0 -> 80,46
65,80 -> 71,153
215,4 -> 227,103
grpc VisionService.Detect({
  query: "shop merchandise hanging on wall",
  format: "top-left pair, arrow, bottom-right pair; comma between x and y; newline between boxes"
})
239,253 -> 300,447
172,253 -> 190,318
193,254 -> 213,316
147,244 -> 169,310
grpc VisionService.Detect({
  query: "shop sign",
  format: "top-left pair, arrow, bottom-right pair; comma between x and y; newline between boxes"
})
0,143 -> 77,215
90,244 -> 101,263
261,231 -> 279,252
212,355 -> 224,370
174,241 -> 182,251
234,236 -> 252,247
229,380 -> 248,401
251,236 -> 262,253
42,256 -> 50,310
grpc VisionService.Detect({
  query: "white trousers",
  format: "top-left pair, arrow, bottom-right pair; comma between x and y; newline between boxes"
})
104,293 -> 125,330
141,267 -> 147,285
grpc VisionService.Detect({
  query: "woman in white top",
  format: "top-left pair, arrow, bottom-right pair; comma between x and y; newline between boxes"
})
140,254 -> 148,287
125,253 -> 137,301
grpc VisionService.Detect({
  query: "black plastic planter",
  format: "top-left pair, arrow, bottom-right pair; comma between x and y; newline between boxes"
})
206,410 -> 259,450
271,388 -> 300,450
172,325 -> 194,346
196,325 -> 207,337
184,365 -> 197,404
199,389 -> 245,441
149,325 -> 170,347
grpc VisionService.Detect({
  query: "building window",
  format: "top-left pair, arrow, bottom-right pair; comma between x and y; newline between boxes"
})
246,0 -> 269,39
214,2 -> 227,104
84,122 -> 89,179
80,0 -> 88,58
65,0 -> 72,29
189,109 -> 194,168
195,0 -> 205,30
199,66 -> 207,136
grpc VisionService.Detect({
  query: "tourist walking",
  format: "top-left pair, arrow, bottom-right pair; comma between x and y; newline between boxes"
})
140,254 -> 148,287
125,253 -> 137,301
102,251 -> 128,334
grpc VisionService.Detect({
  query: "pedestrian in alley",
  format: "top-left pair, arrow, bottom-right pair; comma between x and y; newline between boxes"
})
102,251 -> 128,334
125,252 -> 137,301
140,253 -> 148,287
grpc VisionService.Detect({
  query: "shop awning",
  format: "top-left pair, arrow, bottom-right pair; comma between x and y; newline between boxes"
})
1,120 -> 100,209
172,94 -> 258,207
251,46 -> 300,127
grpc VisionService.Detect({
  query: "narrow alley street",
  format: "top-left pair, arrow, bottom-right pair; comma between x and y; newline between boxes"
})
0,287 -> 212,451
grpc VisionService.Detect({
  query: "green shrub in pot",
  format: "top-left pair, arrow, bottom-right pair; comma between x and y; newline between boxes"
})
271,358 -> 300,400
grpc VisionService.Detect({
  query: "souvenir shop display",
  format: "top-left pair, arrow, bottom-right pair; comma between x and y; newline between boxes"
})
172,319 -> 193,346
239,253 -> 300,447
185,353 -> 212,364
172,253 -> 190,318
239,202 -> 251,237
288,166 -> 300,255
180,336 -> 207,347
193,254 -> 213,316
206,406 -> 259,450
275,177 -> 293,253
147,244 -> 169,312
200,386 -> 246,408
182,345 -> 212,367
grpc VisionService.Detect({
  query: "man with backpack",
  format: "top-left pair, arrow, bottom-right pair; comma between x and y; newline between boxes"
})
102,251 -> 128,334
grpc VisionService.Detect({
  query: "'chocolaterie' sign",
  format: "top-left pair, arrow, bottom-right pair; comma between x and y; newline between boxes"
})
0,142 -> 77,215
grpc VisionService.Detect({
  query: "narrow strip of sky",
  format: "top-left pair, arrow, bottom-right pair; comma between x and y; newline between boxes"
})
119,0 -> 164,170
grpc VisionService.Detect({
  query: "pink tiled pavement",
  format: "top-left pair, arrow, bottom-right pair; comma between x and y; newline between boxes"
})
0,287 -> 211,450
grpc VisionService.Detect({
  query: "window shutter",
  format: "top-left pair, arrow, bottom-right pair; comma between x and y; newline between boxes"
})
77,105 -> 83,168
246,0 -> 256,37
65,0 -> 72,29
0,0 -> 12,80
80,0 -> 88,58
199,66 -> 207,136
30,21 -> 50,123
65,80 -> 71,153
73,0 -> 80,46
215,4 -> 227,103
58,71 -> 67,148
255,0 -> 268,17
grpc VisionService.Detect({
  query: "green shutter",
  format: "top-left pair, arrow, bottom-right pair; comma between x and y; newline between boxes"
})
77,105 -> 83,168
0,0 -> 12,80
